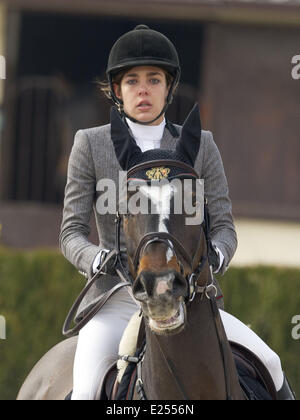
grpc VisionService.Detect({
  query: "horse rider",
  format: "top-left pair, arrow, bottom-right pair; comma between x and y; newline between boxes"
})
59,24 -> 294,400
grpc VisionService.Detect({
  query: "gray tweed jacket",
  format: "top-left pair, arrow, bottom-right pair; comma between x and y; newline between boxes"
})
59,122 -> 237,318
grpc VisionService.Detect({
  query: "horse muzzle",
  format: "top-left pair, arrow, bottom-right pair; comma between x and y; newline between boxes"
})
132,270 -> 188,335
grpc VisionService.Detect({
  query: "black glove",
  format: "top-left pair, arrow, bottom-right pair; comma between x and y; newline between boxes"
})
96,249 -> 128,276
207,242 -> 220,273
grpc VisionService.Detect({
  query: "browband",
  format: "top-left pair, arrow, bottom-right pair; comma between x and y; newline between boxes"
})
126,159 -> 199,180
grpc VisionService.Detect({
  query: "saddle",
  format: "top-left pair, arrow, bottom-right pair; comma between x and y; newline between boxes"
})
98,311 -> 278,401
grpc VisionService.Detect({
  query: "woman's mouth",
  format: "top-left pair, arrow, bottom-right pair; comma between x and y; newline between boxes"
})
137,101 -> 152,111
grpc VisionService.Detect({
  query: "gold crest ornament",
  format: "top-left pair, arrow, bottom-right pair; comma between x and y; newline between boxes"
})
146,166 -> 171,180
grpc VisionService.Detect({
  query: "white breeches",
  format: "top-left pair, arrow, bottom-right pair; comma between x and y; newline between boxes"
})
71,292 -> 284,400
71,287 -> 139,400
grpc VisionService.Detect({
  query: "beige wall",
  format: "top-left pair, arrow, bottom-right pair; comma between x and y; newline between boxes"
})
232,218 -> 300,268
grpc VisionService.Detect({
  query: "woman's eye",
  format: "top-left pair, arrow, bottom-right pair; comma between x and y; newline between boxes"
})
127,79 -> 137,85
150,78 -> 160,84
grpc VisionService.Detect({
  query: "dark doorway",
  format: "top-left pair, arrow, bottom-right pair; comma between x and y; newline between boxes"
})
3,12 -> 204,203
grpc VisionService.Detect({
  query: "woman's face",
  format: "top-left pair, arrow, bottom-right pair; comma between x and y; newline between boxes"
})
113,66 -> 169,125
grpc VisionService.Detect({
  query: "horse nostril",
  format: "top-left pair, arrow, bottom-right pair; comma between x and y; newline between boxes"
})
172,272 -> 188,296
133,273 -> 154,301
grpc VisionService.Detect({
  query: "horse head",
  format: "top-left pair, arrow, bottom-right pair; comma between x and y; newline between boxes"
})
111,104 -> 210,336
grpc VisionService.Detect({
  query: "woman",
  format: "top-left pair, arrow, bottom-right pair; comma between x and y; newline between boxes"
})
60,25 -> 292,400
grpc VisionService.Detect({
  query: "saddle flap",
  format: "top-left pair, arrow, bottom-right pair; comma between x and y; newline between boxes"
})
96,361 -> 118,400
230,342 -> 278,400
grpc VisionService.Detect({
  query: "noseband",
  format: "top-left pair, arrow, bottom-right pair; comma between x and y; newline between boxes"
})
125,159 -> 217,303
131,229 -> 212,303
132,232 -> 190,272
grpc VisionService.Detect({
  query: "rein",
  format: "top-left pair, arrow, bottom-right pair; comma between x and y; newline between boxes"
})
62,213 -> 132,337
62,211 -> 209,337
134,283 -> 234,401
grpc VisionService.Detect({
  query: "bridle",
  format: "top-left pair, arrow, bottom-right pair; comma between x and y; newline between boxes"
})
62,159 -> 216,335
125,159 -> 218,303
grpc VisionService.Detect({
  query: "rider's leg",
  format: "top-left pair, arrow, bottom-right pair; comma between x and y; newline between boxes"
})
219,310 -> 284,392
71,288 -> 139,400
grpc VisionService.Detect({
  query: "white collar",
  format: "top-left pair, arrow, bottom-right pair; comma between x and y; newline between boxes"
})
125,117 -> 166,143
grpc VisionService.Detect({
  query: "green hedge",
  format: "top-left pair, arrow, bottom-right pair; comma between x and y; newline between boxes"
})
221,266 -> 300,398
0,248 -> 299,399
0,247 -> 83,400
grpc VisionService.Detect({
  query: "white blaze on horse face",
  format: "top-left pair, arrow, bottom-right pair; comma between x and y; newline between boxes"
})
139,182 -> 176,263
165,242 -> 173,263
155,276 -> 171,295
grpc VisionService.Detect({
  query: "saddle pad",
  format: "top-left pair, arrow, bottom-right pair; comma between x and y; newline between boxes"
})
117,310 -> 142,383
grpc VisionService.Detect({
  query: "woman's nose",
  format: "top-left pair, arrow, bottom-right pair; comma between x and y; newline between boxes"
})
138,84 -> 149,95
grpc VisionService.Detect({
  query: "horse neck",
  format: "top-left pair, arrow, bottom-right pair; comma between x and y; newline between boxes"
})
142,270 -> 244,400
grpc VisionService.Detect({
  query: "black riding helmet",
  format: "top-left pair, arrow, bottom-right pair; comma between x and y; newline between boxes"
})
106,24 -> 181,125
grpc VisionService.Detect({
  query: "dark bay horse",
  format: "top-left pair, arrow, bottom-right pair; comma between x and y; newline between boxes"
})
117,167 -> 244,400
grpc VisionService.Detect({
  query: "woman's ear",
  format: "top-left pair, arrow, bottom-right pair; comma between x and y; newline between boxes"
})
113,83 -> 122,100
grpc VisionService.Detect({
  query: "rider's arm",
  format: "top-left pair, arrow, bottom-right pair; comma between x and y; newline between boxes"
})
196,130 -> 237,275
59,129 -> 100,278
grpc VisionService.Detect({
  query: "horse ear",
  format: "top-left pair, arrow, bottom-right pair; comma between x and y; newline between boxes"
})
175,103 -> 202,167
110,106 -> 143,170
